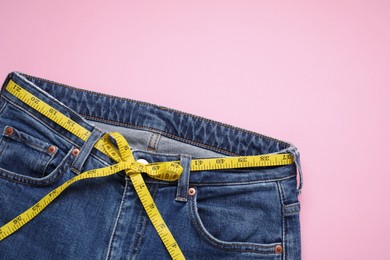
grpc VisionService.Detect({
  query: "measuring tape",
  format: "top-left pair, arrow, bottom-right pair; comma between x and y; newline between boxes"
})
0,79 -> 294,259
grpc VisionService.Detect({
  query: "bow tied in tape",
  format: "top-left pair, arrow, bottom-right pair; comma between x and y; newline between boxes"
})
102,132 -> 184,181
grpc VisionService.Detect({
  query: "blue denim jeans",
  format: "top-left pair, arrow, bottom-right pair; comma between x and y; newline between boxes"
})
0,71 -> 302,259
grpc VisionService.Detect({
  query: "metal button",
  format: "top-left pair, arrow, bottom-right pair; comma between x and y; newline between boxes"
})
188,187 -> 196,196
5,126 -> 13,136
137,159 -> 149,164
275,245 -> 283,253
72,148 -> 80,156
48,145 -> 56,154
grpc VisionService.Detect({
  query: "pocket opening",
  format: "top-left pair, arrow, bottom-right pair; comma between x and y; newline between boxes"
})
0,125 -> 73,185
188,183 -> 284,255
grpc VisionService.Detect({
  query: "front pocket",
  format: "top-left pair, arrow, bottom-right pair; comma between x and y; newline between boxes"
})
188,182 -> 284,255
0,125 -> 72,185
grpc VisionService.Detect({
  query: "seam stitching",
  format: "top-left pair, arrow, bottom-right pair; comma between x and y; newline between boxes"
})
105,178 -> 129,260
277,182 -> 286,260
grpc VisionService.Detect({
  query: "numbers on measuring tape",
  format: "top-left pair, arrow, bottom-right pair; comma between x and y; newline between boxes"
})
32,203 -> 41,211
14,84 -> 21,92
66,119 -> 75,127
194,160 -> 203,166
12,216 -> 23,225
30,96 -> 40,104
48,108 -> 57,115
216,159 -> 224,164
238,157 -> 248,163
170,162 -> 180,168
49,190 -> 57,197
151,165 -> 160,171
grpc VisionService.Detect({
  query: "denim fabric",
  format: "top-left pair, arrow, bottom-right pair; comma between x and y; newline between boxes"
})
0,71 -> 302,259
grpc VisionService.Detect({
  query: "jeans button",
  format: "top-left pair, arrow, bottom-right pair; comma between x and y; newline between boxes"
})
188,187 -> 196,196
136,159 -> 149,164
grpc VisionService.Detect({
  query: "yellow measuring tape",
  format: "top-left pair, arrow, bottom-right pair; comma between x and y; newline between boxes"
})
0,80 -> 294,259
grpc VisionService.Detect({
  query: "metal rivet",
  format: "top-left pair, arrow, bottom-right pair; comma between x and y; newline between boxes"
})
5,126 -> 13,136
48,145 -> 56,154
188,187 -> 196,196
275,245 -> 283,253
72,148 -> 80,156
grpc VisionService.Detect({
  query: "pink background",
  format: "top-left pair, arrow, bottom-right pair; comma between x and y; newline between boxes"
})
1,1 -> 389,259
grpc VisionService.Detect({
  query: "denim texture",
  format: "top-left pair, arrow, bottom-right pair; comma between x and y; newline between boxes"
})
0,71 -> 302,259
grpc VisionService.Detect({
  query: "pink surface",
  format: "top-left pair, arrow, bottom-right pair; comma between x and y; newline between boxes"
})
1,1 -> 389,259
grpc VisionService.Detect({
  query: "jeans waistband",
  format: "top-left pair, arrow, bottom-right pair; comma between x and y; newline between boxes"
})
0,71 -> 302,191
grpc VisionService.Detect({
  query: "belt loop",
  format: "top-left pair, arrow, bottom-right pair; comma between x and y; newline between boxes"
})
287,146 -> 303,196
175,154 -> 192,202
71,127 -> 105,174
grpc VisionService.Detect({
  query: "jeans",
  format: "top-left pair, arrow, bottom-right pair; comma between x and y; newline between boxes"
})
0,71 -> 302,259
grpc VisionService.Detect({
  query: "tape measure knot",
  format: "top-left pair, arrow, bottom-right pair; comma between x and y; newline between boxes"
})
102,132 -> 184,181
